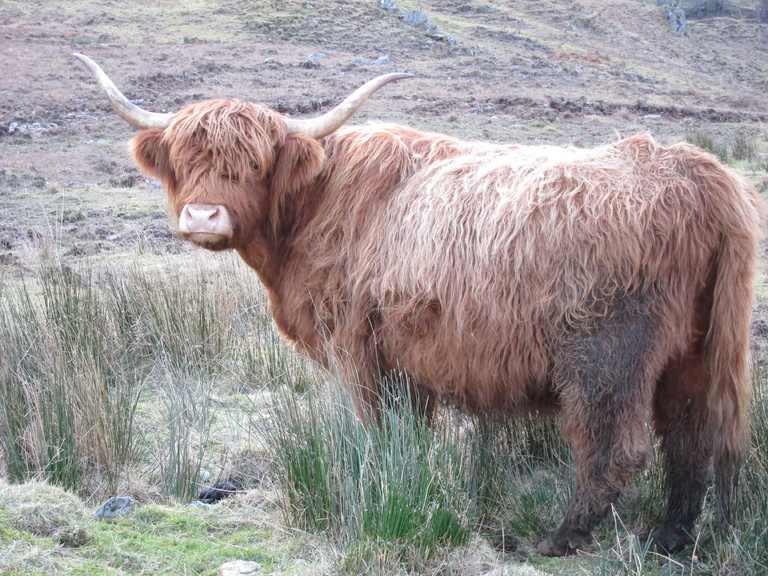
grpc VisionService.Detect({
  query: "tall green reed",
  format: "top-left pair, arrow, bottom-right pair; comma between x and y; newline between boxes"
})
158,367 -> 215,500
265,377 -> 474,564
718,364 -> 768,574
0,262 -> 142,491
0,254 -> 271,496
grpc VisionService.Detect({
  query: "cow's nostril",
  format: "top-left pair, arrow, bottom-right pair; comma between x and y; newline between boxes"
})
188,205 -> 218,221
179,204 -> 228,235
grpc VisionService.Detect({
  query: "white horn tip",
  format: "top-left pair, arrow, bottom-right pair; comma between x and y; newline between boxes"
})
73,53 -> 174,130
73,53 -> 92,65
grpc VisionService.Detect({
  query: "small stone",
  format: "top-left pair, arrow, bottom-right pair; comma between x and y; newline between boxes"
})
403,10 -> 437,32
217,560 -> 263,576
94,495 -> 135,519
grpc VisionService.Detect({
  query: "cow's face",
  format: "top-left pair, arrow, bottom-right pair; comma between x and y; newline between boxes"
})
130,100 -> 324,251
74,53 -> 410,252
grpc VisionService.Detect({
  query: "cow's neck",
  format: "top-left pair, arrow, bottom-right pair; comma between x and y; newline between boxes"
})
236,236 -> 281,291
238,125 -> 469,350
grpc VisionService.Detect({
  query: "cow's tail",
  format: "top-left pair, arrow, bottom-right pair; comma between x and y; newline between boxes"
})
705,173 -> 764,528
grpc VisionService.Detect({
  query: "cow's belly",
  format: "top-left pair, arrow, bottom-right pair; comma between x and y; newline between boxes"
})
377,307 -> 554,414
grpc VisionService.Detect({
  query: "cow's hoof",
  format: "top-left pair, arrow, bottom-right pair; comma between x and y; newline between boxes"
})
536,528 -> 586,557
650,522 -> 693,554
536,536 -> 568,557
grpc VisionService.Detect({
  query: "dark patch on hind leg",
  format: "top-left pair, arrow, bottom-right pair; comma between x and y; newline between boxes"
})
539,294 -> 659,556
652,357 -> 714,554
651,266 -> 716,555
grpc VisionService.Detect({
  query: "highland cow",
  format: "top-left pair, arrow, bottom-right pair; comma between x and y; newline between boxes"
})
76,53 -> 765,556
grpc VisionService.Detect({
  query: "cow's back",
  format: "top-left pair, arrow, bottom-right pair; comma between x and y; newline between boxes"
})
343,133 -> 740,411
278,129 -> 758,413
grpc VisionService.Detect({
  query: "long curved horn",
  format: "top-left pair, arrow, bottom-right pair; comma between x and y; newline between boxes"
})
285,72 -> 414,139
74,53 -> 174,130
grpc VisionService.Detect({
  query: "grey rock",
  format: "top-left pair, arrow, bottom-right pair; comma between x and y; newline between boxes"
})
403,10 -> 437,33
668,8 -> 686,34
217,560 -> 263,576
94,495 -> 135,519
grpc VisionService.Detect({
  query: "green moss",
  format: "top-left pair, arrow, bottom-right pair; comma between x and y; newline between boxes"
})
83,506 -> 273,575
0,482 -> 291,575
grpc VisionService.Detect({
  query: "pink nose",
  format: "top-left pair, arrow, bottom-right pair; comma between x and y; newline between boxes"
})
178,203 -> 224,235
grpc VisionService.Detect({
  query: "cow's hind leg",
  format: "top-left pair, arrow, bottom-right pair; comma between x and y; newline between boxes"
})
537,297 -> 658,556
650,272 -> 718,554
650,355 -> 714,553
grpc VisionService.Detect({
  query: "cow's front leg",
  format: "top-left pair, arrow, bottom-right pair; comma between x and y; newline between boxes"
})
538,399 -> 653,556
537,460 -> 644,556
538,298 -> 658,556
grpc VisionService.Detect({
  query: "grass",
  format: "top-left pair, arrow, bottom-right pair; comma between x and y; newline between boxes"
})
684,130 -> 730,162
0,480 -> 286,576
0,264 -> 141,491
730,129 -> 758,162
721,365 -> 768,574
265,379 -> 474,571
158,369 -> 215,500
3,248 -> 768,575
468,415 -> 573,540
0,251 -> 277,500
684,129 -> 765,168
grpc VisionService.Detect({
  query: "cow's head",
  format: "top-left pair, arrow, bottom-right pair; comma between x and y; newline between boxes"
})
74,53 -> 412,252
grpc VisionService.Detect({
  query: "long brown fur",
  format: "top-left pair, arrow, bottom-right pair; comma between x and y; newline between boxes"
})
130,98 -> 766,556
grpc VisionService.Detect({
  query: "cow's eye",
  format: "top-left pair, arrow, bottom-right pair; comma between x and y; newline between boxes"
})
220,171 -> 239,183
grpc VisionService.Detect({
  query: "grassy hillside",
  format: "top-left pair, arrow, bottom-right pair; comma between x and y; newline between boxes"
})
1,1 -> 767,575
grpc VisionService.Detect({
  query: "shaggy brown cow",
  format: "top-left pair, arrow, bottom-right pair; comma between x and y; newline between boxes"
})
76,53 -> 765,556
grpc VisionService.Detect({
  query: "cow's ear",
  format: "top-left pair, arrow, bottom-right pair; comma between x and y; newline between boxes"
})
130,129 -> 175,187
270,133 -> 325,197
